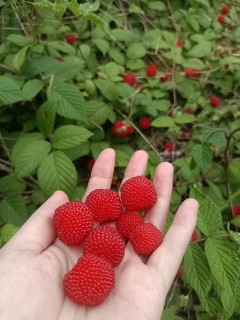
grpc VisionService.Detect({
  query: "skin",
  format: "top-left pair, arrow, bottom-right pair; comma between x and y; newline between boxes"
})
0,148 -> 198,320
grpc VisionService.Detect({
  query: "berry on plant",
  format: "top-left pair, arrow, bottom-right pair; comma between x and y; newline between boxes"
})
83,225 -> 125,267
176,40 -> 183,48
176,266 -> 183,278
217,16 -> 225,24
127,126 -> 135,135
53,202 -> 94,246
210,96 -> 220,107
139,117 -> 151,130
185,69 -> 201,78
120,176 -> 157,211
146,65 -> 157,77
129,223 -> 163,255
165,143 -> 174,152
63,253 -> 114,306
112,120 -> 129,138
87,159 -> 95,172
160,74 -> 171,82
221,6 -> 230,15
123,73 -> 136,86
116,211 -> 144,239
66,34 -> 77,45
231,205 -> 240,217
191,230 -> 198,242
85,189 -> 122,222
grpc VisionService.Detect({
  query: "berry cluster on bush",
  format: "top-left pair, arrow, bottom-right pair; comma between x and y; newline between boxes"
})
53,175 -> 162,306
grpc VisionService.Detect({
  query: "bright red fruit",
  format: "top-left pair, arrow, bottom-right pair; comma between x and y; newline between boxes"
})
63,253 -> 114,306
160,74 -> 171,82
176,40 -> 183,48
191,230 -> 198,242
85,189 -> 122,222
231,205 -> 240,217
116,211 -> 144,239
112,120 -> 129,138
210,96 -> 220,107
146,65 -> 157,77
123,73 -> 136,86
221,6 -> 230,14
120,176 -> 157,211
217,16 -> 225,24
87,159 -> 95,172
53,202 -> 93,246
66,34 -> 76,45
165,143 -> 174,152
127,126 -> 135,135
129,223 -> 163,255
83,225 -> 125,267
185,68 -> 201,78
176,266 -> 183,278
139,117 -> 151,130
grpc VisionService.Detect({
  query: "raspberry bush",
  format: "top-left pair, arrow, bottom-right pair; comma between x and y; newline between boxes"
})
0,0 -> 240,318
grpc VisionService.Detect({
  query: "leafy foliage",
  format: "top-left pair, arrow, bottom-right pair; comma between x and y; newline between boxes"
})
0,0 -> 240,318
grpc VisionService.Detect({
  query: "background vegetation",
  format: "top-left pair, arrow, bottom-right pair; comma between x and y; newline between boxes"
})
0,0 -> 240,319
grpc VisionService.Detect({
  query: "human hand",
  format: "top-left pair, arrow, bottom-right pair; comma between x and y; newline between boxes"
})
0,148 -> 198,320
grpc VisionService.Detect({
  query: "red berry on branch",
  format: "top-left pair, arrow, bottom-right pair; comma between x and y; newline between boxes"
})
66,34 -> 77,45
123,73 -> 136,86
231,205 -> 240,217
176,40 -> 183,48
112,120 -> 129,138
210,96 -> 221,107
221,6 -> 230,15
185,68 -> 201,78
146,65 -> 157,77
139,117 -> 151,130
87,159 -> 95,172
165,143 -> 174,152
160,74 -> 171,82
217,16 -> 225,24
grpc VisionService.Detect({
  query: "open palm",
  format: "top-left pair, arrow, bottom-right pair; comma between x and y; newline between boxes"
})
0,148 -> 198,320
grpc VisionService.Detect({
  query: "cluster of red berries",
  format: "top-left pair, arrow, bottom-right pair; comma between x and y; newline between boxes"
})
112,118 -> 152,137
53,175 -> 161,306
217,5 -> 230,24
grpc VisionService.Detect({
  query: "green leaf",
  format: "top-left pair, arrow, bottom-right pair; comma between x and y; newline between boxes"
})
174,114 -> 196,124
147,1 -> 166,11
6,34 -> 30,47
151,116 -> 175,128
183,244 -> 211,299
22,79 -> 44,100
80,0 -> 100,13
62,141 -> 90,161
230,216 -> 240,228
37,151 -> 78,197
86,100 -> 110,125
14,141 -> 52,177
48,82 -> 86,121
227,224 -> 240,245
53,125 -> 93,149
1,223 -> 19,243
0,195 -> 28,226
182,58 -> 205,69
192,143 -> 212,171
161,306 -> 183,320
90,141 -> 110,159
0,76 -> 24,106
126,43 -> 146,59
12,132 -> 45,165
95,79 -> 119,101
83,13 -> 106,29
110,29 -> 136,43
109,48 -> 125,65
47,41 -> 76,55
12,46 -> 28,70
0,175 -> 26,193
36,101 -> 57,136
93,39 -> 110,55
205,237 -> 240,312
188,41 -> 212,58
190,185 -> 222,236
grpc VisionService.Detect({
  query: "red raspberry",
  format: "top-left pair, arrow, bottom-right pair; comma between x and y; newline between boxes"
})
83,225 -> 125,267
139,117 -> 151,130
217,16 -> 225,24
129,223 -> 163,255
185,69 -> 201,78
66,34 -> 77,45
87,159 -> 95,172
210,96 -> 220,107
120,176 -> 157,211
116,211 -> 144,239
221,6 -> 230,15
85,189 -> 122,222
63,253 -> 114,306
112,120 -> 129,138
191,230 -> 198,242
231,205 -> 240,217
176,40 -> 183,48
165,143 -> 174,152
127,126 -> 135,135
53,202 -> 93,246
160,74 -> 171,82
123,73 -> 136,86
146,65 -> 157,77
